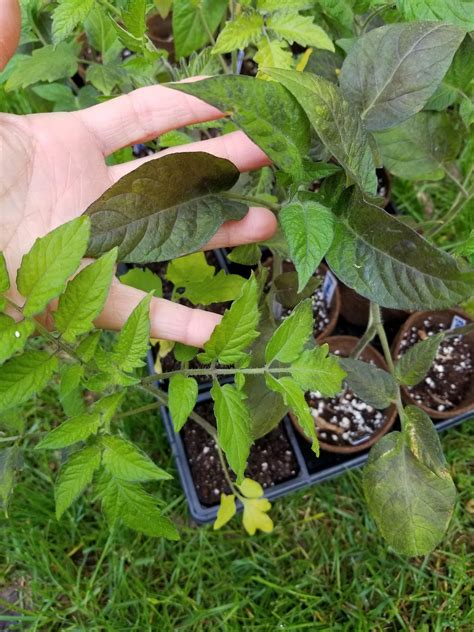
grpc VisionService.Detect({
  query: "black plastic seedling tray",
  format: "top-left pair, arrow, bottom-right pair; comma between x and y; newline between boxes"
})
149,353 -> 472,525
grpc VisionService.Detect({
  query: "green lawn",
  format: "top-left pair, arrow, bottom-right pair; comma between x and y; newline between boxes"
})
1,384 -> 472,631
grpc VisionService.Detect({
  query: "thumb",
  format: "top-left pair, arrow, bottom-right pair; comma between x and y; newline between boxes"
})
94,278 -> 222,348
0,0 -> 21,71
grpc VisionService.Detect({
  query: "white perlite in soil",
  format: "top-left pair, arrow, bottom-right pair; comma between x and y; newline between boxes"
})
397,317 -> 472,412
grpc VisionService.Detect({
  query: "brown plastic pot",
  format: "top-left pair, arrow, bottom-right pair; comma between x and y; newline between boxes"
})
147,13 -> 175,60
339,282 -> 407,327
290,335 -> 398,454
392,309 -> 474,419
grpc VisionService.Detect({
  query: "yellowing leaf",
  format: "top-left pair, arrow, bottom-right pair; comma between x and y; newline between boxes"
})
239,477 -> 264,498
242,497 -> 273,535
213,493 -> 236,529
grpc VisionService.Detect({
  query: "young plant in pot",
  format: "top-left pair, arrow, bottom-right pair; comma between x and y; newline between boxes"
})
2,3 -> 474,558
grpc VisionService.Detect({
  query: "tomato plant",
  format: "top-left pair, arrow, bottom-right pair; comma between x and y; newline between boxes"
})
0,0 -> 473,556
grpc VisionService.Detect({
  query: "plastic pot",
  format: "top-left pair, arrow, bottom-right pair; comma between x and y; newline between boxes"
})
392,309 -> 474,419
339,282 -> 407,328
290,336 -> 398,454
147,13 -> 175,60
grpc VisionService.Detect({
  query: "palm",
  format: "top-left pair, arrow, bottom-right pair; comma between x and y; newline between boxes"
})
0,85 -> 274,345
1,113 -> 110,287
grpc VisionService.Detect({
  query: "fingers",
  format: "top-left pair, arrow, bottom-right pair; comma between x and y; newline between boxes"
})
95,279 -> 221,347
77,82 -> 224,156
0,0 -> 21,70
203,207 -> 277,250
108,130 -> 271,182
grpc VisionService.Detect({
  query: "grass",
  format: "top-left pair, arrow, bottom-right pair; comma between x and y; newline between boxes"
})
1,384 -> 473,631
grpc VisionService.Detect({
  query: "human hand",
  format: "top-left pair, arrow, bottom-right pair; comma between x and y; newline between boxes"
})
0,1 -> 275,347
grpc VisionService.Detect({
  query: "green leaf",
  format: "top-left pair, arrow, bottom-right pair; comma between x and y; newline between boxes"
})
86,63 -> 126,96
257,0 -> 313,12
289,345 -> 346,396
183,271 -> 246,306
280,193 -> 334,292
77,331 -> 101,362
0,315 -> 35,365
254,38 -> 294,73
0,253 -> 9,303
159,131 -> 192,148
84,6 -> 122,61
36,413 -> 101,450
17,217 -> 90,317
55,445 -> 102,519
213,12 -> 264,54
363,432 -> 456,556
55,248 -> 117,343
5,43 -> 79,91
227,244 -> 261,266
52,0 -> 95,43
326,187 -> 474,310
112,294 -> 152,372
93,392 -> 125,426
173,342 -> 198,362
171,77 -> 311,179
403,405 -> 450,478
59,364 -> 85,417
166,252 -> 215,287
374,112 -> 462,181
198,276 -> 260,365
172,0 -> 228,58
211,382 -> 252,483
31,83 -> 76,111
98,473 -> 179,540
397,0 -> 474,29
265,68 -> 376,193
339,22 -> 466,131
0,351 -> 58,414
213,493 -> 236,529
267,13 -> 334,51
265,299 -> 313,364
123,0 -> 147,39
120,268 -> 163,296
102,435 -> 172,482
265,374 -> 318,454
339,358 -> 397,409
0,446 -> 19,516
274,272 -> 320,309
168,375 -> 198,432
85,153 -> 246,262
395,333 -> 443,387
155,0 -> 173,19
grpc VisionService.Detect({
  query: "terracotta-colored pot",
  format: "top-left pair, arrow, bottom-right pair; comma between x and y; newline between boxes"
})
147,13 -> 175,60
339,282 -> 408,327
290,335 -> 398,454
392,309 -> 474,419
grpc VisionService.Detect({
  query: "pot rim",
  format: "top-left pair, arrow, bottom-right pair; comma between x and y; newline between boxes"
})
290,335 -> 398,455
391,309 -> 474,419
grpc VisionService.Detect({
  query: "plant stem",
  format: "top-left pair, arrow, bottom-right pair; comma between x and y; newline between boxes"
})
138,382 -> 217,439
222,191 -> 281,213
371,303 -> 395,374
350,307 -> 376,359
141,364 -> 331,383
98,0 -> 122,17
198,8 -> 230,75
116,402 -> 163,420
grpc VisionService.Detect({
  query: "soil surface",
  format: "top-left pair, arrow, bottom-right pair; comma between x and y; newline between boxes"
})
182,401 -> 299,506
397,317 -> 472,412
305,388 -> 386,448
281,267 -> 333,338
